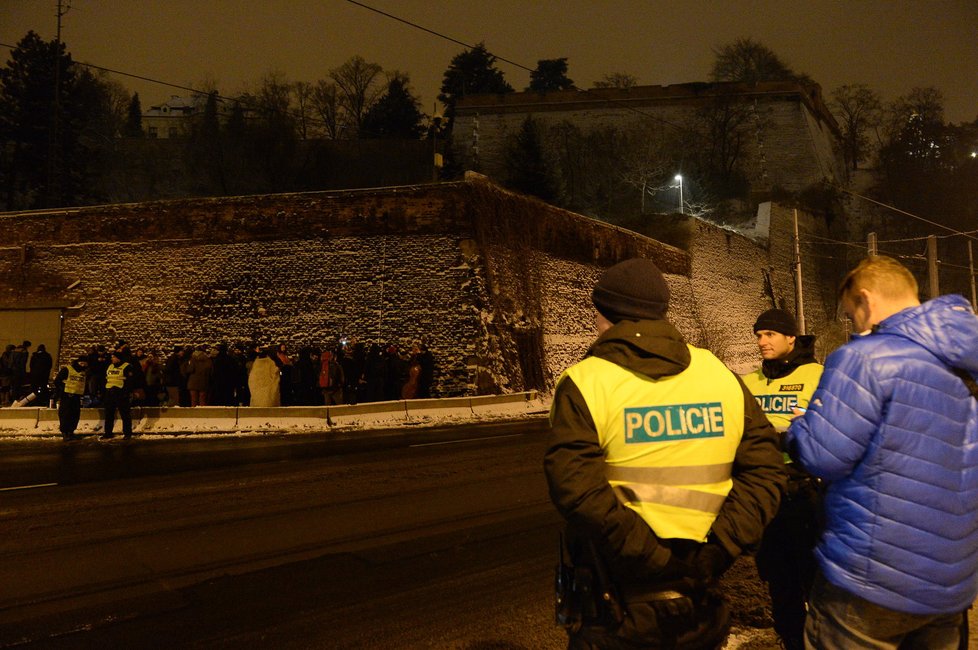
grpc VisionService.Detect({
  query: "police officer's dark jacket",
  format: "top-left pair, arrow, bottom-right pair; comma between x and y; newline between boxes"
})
544,319 -> 786,585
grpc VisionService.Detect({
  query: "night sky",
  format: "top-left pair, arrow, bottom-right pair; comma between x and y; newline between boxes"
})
3,0 -> 977,123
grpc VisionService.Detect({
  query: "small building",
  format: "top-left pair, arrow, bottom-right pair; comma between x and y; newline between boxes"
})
142,95 -> 206,139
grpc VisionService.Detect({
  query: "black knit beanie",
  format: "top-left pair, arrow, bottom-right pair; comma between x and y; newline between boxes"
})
592,258 -> 670,323
753,309 -> 797,336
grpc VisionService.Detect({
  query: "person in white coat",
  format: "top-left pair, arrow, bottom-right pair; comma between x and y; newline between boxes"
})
247,347 -> 281,407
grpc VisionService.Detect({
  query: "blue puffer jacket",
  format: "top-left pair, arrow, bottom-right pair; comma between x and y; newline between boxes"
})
787,294 -> 978,615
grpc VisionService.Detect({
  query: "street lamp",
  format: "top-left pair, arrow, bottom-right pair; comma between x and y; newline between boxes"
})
674,174 -> 683,214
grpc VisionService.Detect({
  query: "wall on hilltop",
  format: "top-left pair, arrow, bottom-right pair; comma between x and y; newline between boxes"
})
0,177 -> 838,395
453,82 -> 846,195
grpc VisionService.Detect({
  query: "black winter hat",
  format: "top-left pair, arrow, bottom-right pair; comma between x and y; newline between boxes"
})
753,309 -> 797,336
592,258 -> 670,323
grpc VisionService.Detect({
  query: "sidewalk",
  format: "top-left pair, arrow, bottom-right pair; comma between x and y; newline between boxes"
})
0,391 -> 549,439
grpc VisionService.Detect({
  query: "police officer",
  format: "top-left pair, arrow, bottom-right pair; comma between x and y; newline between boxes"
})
544,258 -> 786,649
54,354 -> 89,442
740,309 -> 823,650
100,350 -> 137,440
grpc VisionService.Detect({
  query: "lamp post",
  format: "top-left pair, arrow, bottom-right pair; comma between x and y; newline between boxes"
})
674,174 -> 683,214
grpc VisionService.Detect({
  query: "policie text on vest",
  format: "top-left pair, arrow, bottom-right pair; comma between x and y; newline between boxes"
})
624,403 -> 724,443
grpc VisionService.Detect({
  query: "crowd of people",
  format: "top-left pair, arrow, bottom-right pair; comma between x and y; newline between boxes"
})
0,340 -> 53,407
47,337 -> 435,441
52,337 -> 436,411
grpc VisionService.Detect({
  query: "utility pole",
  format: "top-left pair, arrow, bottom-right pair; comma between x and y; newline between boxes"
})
793,209 -> 806,333
969,241 -> 977,312
867,232 -> 877,256
47,0 -> 71,207
926,235 -> 939,299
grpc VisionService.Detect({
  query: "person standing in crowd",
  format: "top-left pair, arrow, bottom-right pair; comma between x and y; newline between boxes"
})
140,349 -> 162,406
787,256 -> 978,648
53,354 -> 89,441
86,345 -> 109,407
28,343 -> 53,405
740,309 -> 823,650
544,258 -> 785,649
319,346 -> 344,406
294,347 -> 321,406
363,343 -> 387,402
11,340 -> 30,401
339,338 -> 364,404
101,349 -> 137,440
232,343 -> 251,406
417,343 -> 434,398
401,345 -> 422,400
210,343 -> 238,407
185,346 -> 213,407
162,346 -> 183,406
0,344 -> 15,406
274,343 -> 294,406
248,346 -> 281,407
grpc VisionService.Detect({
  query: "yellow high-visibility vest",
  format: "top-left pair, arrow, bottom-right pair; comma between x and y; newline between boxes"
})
741,363 -> 823,432
63,365 -> 87,395
562,346 -> 745,542
105,362 -> 129,390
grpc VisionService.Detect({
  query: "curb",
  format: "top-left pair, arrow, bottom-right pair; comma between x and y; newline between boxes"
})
0,391 -> 548,437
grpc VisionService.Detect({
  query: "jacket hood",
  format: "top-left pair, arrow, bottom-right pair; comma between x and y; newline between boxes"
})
587,319 -> 690,380
761,334 -> 818,380
878,294 -> 978,373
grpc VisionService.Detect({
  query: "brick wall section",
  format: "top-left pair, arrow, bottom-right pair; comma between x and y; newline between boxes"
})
453,82 -> 845,193
0,177 -> 837,395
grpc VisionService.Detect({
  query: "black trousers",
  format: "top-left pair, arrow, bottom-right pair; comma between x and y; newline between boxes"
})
103,388 -> 132,438
755,482 -> 820,650
58,393 -> 82,438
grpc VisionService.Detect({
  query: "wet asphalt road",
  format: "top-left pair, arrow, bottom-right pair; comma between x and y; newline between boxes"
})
0,420 -> 572,648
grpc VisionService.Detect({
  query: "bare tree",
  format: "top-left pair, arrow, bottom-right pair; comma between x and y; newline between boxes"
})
329,55 -> 384,136
312,80 -> 342,139
592,72 -> 638,89
830,84 -> 882,170
710,37 -> 802,84
291,81 -> 315,140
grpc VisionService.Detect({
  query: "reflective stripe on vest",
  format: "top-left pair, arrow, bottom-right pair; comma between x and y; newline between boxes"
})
105,362 -> 129,389
63,366 -> 86,395
740,363 -> 823,432
563,347 -> 745,542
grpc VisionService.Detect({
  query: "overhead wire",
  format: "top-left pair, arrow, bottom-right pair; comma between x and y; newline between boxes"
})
0,41 -> 398,138
342,0 -> 688,132
835,184 -> 978,242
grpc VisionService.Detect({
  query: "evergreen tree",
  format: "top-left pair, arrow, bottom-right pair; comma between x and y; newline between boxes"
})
0,30 -> 116,208
124,92 -> 143,137
527,58 -> 575,92
361,75 -> 426,139
504,115 -> 557,202
438,42 -> 513,121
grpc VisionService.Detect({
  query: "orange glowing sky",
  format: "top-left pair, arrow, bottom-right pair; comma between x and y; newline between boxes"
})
3,0 -> 977,123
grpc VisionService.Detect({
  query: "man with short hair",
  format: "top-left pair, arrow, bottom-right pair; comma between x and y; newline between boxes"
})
545,258 -> 786,649
740,308 -> 822,650
787,255 -> 978,648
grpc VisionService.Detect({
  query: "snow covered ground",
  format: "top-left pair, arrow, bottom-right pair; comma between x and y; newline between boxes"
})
0,392 -> 551,441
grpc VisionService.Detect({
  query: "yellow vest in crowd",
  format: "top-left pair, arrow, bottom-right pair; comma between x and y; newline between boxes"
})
105,362 -> 129,390
740,363 -> 823,432
564,346 -> 745,542
63,365 -> 87,395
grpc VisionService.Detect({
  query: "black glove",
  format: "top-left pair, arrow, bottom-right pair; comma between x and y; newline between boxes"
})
689,542 -> 732,587
649,589 -> 695,623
